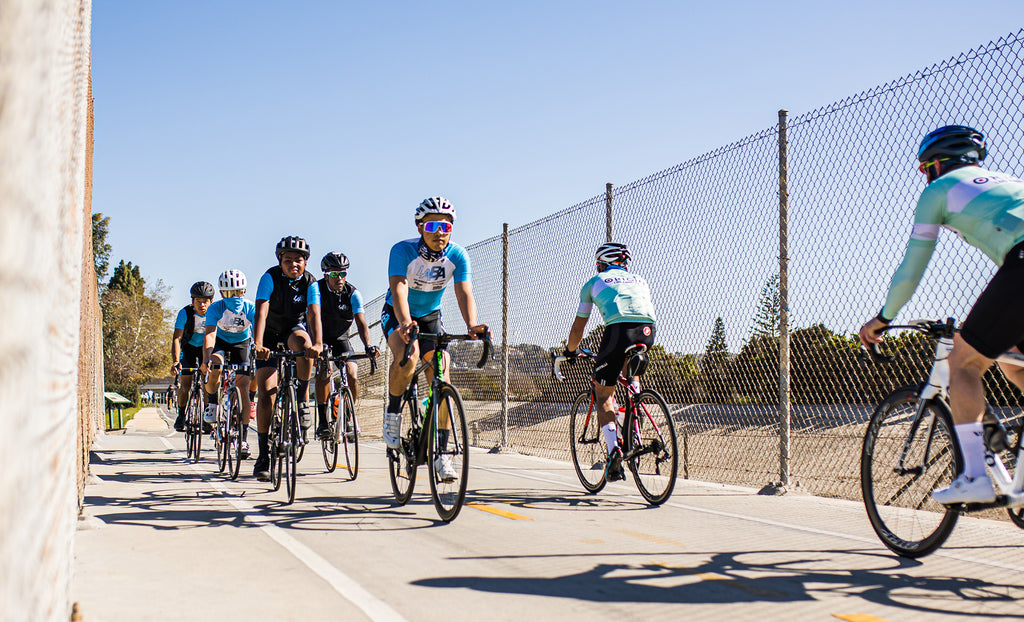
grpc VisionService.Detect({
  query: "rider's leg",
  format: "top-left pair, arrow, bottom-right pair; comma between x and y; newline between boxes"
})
203,353 -> 225,422
235,372 -> 252,438
383,330 -> 418,447
255,366 -> 277,452
314,361 -> 332,438
997,346 -> 1024,390
347,360 -> 360,403
288,330 -> 314,431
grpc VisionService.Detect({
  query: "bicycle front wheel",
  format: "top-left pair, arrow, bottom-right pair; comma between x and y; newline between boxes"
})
322,392 -> 340,473
428,384 -> 469,522
284,387 -> 299,504
270,403 -> 283,492
861,387 -> 962,558
216,397 -> 228,474
227,388 -> 243,480
186,386 -> 204,462
340,388 -> 358,480
387,398 -> 417,505
569,390 -> 606,493
626,389 -> 678,505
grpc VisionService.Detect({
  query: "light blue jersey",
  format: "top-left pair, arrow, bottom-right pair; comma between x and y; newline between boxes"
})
255,271 -> 321,305
174,307 -> 206,348
577,265 -> 656,325
206,297 -> 257,344
385,239 -> 471,317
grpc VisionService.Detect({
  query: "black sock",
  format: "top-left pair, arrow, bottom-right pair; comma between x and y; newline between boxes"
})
249,390 -> 256,402
296,380 -> 309,404
206,391 -> 218,404
317,402 -> 328,427
177,405 -> 185,417
387,393 -> 403,414
258,433 -> 269,458
242,426 -> 249,442
438,429 -> 450,451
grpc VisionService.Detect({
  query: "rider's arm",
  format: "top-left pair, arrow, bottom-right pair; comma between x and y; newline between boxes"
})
354,312 -> 372,350
202,324 -> 217,367
253,300 -> 269,351
453,281 -> 480,331
171,329 -> 183,369
566,316 -> 589,352
306,304 -> 323,352
567,277 -> 597,351
879,189 -> 945,321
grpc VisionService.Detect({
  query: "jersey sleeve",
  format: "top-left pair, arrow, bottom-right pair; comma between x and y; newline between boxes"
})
306,280 -> 321,306
174,308 -> 188,330
245,300 -> 256,325
452,245 -> 471,283
880,189 -> 944,320
388,241 -> 413,279
205,301 -> 223,328
351,289 -> 364,315
576,278 -> 595,318
255,272 -> 274,301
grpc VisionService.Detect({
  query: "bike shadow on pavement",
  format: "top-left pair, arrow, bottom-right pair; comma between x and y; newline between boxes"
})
412,548 -> 1024,618
465,487 -> 655,513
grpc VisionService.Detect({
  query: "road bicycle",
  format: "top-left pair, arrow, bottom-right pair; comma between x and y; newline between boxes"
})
552,345 -> 679,505
387,327 -> 491,522
266,350 -> 307,504
861,318 -> 1024,557
180,367 -> 205,463
209,363 -> 250,480
316,347 -> 377,478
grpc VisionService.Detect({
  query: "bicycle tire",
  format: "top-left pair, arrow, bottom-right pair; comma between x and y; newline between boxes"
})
340,388 -> 358,480
216,393 -> 228,474
428,383 -> 469,522
227,387 -> 243,480
626,389 -> 678,505
861,386 -> 962,558
388,397 -> 417,505
1010,507 -> 1024,529
187,384 -> 204,462
284,386 -> 298,504
270,402 -> 283,492
569,390 -> 607,493
322,390 -> 340,473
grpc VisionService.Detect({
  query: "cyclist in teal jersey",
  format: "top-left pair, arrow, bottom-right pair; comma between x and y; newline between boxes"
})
171,281 -> 214,432
564,242 -> 657,481
860,125 -> 1024,504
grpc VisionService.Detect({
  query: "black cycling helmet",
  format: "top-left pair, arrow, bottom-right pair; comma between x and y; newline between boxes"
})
321,251 -> 350,273
276,236 -> 310,259
189,281 -> 215,299
918,125 -> 987,165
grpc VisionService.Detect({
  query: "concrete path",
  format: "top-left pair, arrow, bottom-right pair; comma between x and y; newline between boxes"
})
73,410 -> 1024,621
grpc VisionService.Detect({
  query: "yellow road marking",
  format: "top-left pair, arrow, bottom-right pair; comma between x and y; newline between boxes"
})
833,615 -> 892,622
612,529 -> 685,547
465,502 -> 534,520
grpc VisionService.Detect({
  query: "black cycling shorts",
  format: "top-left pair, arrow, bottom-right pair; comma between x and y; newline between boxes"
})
381,305 -> 444,352
960,240 -> 1024,359
593,322 -> 656,386
213,337 -> 251,375
318,335 -> 354,379
255,324 -> 308,371
179,343 -> 202,375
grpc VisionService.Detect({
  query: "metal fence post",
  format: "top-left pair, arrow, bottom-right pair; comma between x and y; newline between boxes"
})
501,222 -> 509,448
778,109 -> 791,488
605,182 -> 613,242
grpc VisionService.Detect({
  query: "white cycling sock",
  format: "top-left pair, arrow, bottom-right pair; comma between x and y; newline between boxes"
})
602,423 -> 618,454
955,422 -> 987,479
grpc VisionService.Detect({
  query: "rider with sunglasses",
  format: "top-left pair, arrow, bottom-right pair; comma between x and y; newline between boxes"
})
314,251 -> 378,440
859,125 -> 1024,505
380,197 -> 488,459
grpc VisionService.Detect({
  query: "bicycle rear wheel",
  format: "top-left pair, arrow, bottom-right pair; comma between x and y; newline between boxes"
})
387,398 -> 417,505
216,396 -> 228,473
322,391 -> 340,473
340,388 -> 359,480
284,387 -> 299,504
186,386 -> 204,462
626,389 -> 678,505
428,384 -> 469,522
569,390 -> 606,493
861,387 -> 962,558
227,388 -> 243,480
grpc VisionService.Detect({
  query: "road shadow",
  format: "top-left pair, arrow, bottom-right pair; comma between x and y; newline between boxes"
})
413,548 -> 1024,617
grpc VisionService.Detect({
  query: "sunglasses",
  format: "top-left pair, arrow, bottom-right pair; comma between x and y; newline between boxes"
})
221,289 -> 244,298
327,271 -> 347,279
918,158 -> 950,174
422,221 -> 453,234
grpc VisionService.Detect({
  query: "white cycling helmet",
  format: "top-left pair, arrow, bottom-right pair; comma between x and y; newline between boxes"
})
414,196 -> 457,223
596,242 -> 630,266
218,269 -> 247,291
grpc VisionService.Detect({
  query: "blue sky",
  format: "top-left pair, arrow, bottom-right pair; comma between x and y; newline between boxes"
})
91,1 -> 1023,313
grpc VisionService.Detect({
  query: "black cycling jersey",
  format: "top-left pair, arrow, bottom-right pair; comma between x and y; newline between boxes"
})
318,278 -> 358,341
263,265 -> 317,334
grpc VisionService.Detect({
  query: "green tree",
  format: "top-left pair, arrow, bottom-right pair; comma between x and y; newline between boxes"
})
702,317 -> 734,403
92,212 -> 112,286
750,273 -> 780,339
107,259 -> 146,297
101,280 -> 172,402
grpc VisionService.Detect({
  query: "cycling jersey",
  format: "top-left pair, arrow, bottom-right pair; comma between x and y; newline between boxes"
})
882,165 -> 1024,320
255,266 -> 320,333
577,266 -> 656,325
318,279 -> 363,341
174,306 -> 206,348
384,238 -> 471,318
205,297 -> 256,345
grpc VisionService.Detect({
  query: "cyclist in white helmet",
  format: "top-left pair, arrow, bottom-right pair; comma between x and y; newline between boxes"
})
380,197 -> 487,479
563,242 -> 657,482
199,270 -> 257,458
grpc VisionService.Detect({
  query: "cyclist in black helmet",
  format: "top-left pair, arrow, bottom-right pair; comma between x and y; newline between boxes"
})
860,125 -> 1024,505
171,281 -> 215,432
251,236 -> 323,481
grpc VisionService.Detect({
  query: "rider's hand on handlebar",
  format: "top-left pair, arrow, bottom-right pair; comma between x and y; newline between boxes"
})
171,361 -> 181,375
469,324 -> 489,340
366,345 -> 379,359
305,343 -> 323,360
397,321 -> 417,344
562,348 -> 579,359
199,361 -> 209,376
255,345 -> 270,360
858,317 -> 888,349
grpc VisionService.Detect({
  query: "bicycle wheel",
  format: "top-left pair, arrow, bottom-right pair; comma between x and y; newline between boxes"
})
187,386 -> 204,462
284,387 -> 299,504
1010,507 -> 1024,529
270,403 -> 283,492
227,388 -> 243,480
428,384 -> 469,522
388,398 -> 417,505
322,391 -> 340,473
861,387 -> 962,558
340,388 -> 359,480
626,389 -> 678,505
569,390 -> 606,493
216,396 -> 228,474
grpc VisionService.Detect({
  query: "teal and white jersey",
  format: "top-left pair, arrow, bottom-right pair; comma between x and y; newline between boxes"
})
206,297 -> 256,344
577,266 -> 656,325
882,165 -> 1024,319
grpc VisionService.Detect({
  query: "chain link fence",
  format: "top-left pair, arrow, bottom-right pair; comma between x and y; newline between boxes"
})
353,29 -> 1024,505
